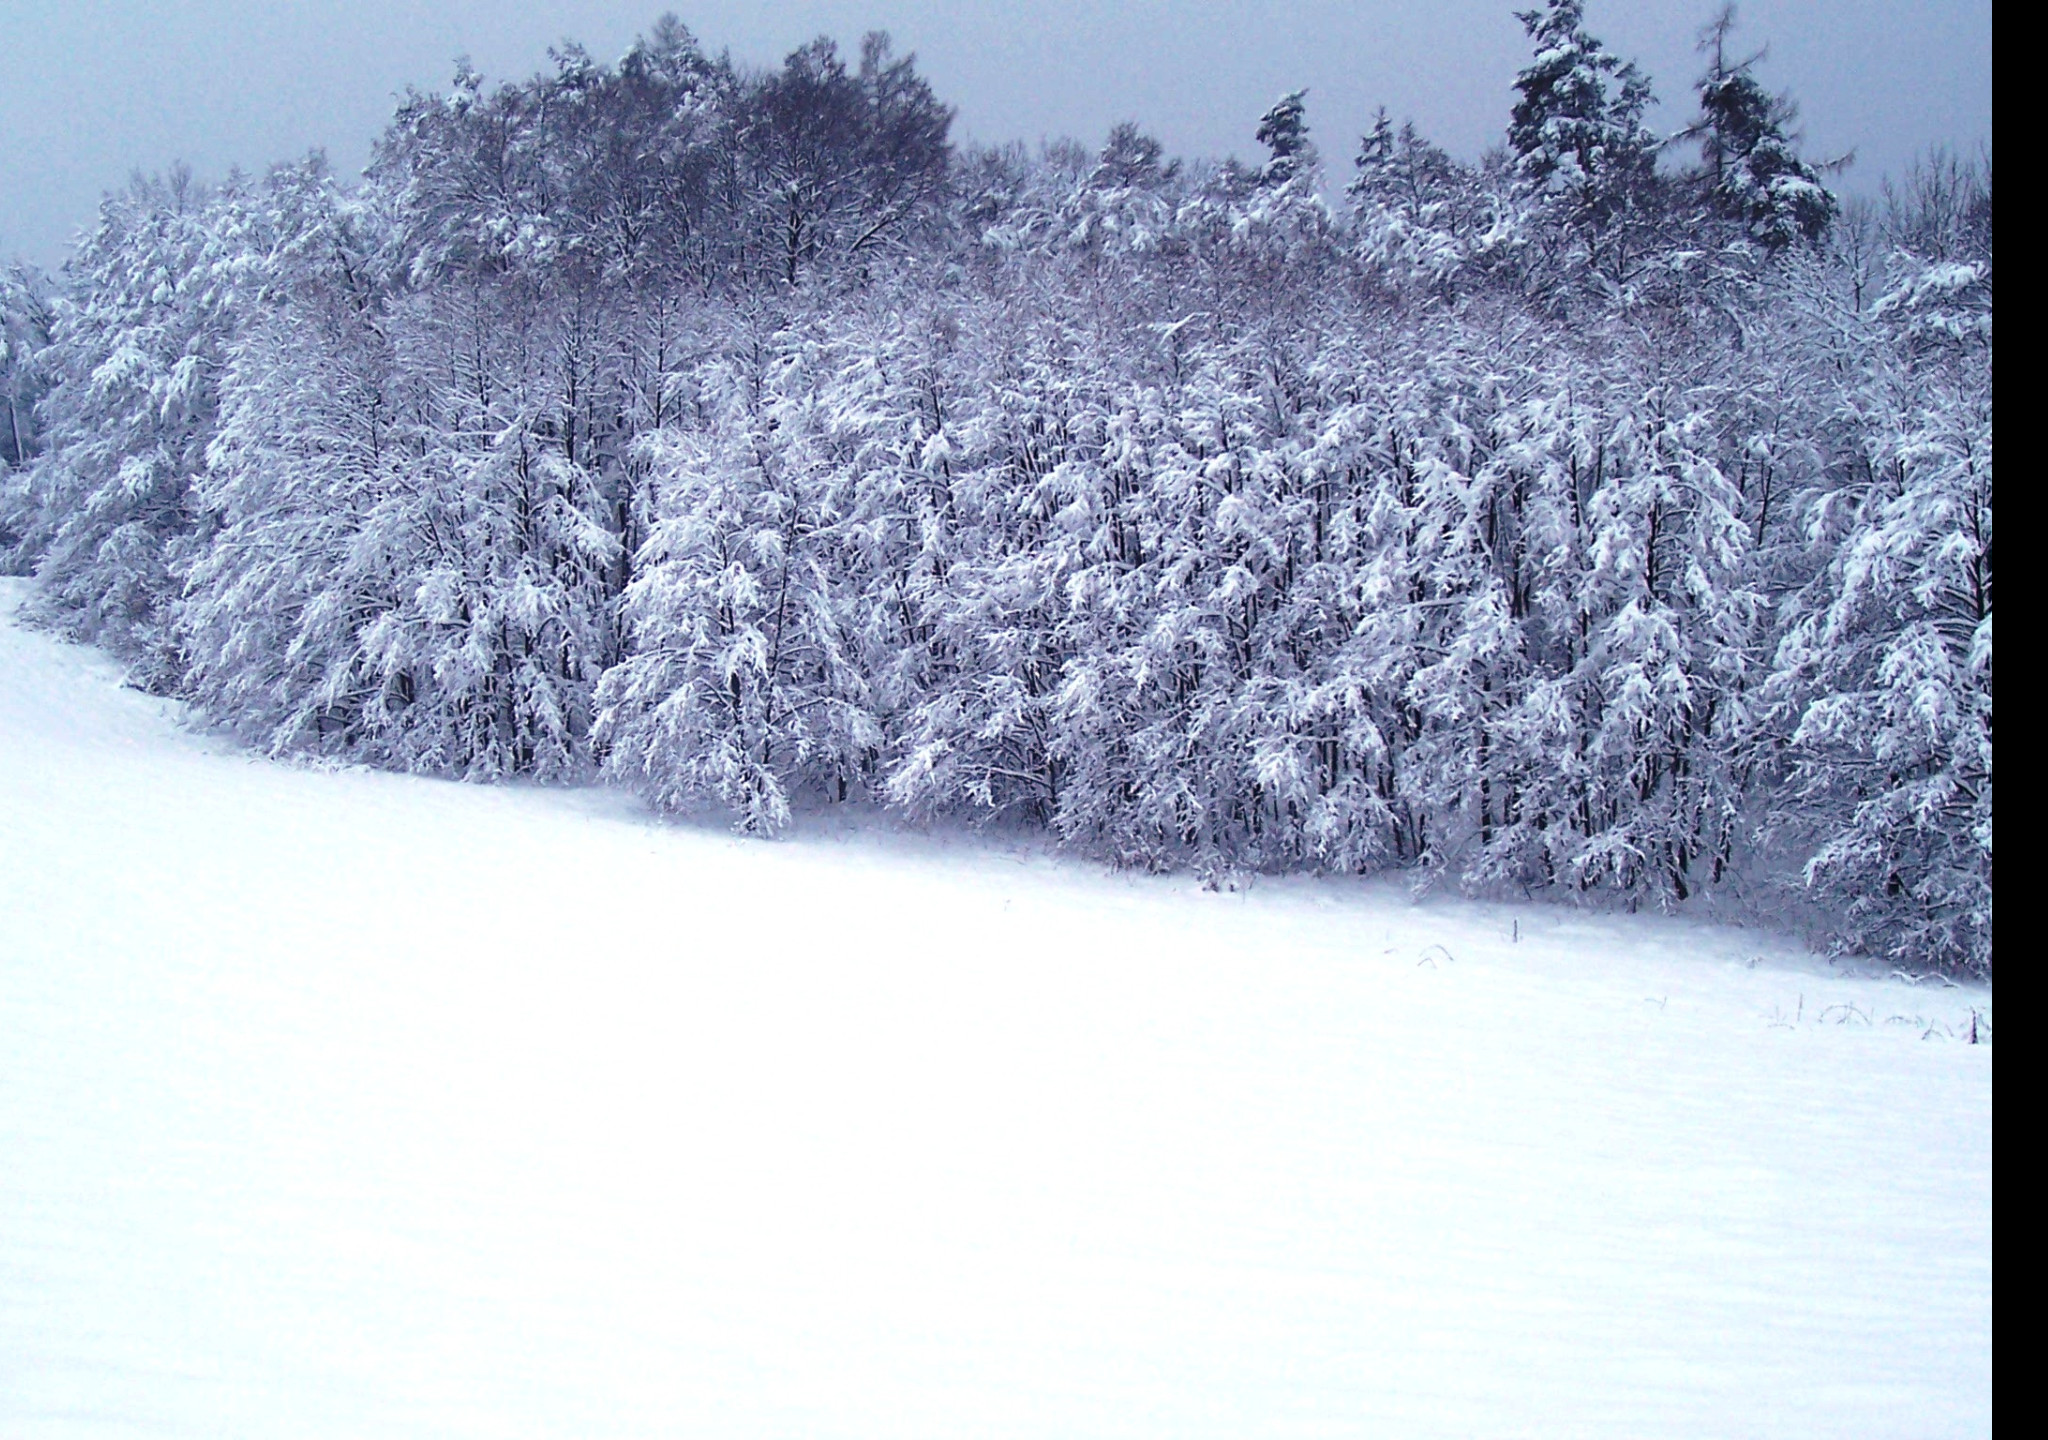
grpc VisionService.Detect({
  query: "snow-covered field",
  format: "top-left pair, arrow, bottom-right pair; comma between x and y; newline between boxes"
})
0,577 -> 1992,1438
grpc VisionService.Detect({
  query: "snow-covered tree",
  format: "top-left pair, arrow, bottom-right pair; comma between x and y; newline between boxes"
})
1763,157 -> 1991,971
0,263 -> 52,479
1507,0 -> 1661,283
177,159 -> 403,755
5,167 -> 257,681
597,308 -> 885,828
1347,111 -> 1486,289
1690,6 -> 1838,249
1255,91 -> 1316,187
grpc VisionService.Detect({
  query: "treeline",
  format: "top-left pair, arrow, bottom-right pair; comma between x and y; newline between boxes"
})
0,3 -> 1991,971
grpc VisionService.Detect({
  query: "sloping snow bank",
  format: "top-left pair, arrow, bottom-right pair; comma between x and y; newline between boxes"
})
0,579 -> 1991,1438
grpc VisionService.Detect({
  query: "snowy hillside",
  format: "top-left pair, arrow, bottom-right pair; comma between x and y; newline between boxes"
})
0,579 -> 1992,1437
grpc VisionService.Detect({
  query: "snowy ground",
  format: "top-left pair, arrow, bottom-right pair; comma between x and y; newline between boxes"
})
0,577 -> 1992,1438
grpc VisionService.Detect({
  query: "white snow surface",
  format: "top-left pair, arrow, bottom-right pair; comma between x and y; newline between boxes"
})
0,579 -> 1992,1438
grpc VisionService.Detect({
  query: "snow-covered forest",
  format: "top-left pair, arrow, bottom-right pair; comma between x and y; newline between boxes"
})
0,1 -> 1992,973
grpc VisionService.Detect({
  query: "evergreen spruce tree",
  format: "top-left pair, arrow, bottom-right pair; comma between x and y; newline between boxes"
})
1507,0 -> 1660,273
1691,5 -> 1838,249
1255,91 -> 1315,186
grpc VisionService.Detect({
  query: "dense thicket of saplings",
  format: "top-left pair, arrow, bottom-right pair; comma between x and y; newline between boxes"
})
0,4 -> 1992,971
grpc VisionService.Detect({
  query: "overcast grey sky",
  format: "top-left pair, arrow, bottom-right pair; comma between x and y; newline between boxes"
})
2,0 -> 1991,269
